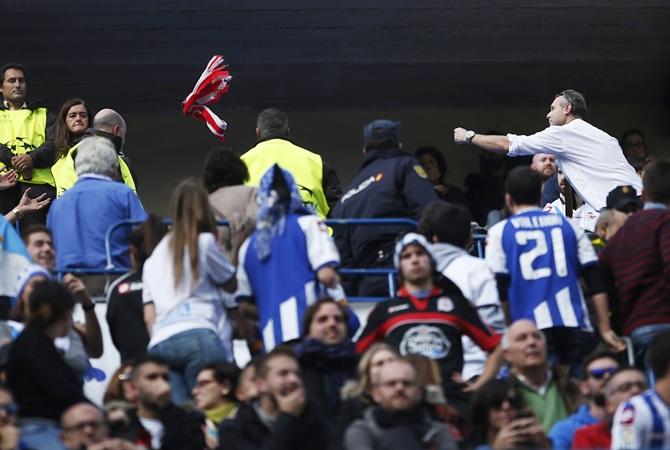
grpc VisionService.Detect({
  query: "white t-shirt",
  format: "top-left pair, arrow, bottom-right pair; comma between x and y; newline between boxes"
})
543,198 -> 599,232
143,232 -> 236,349
139,416 -> 165,449
508,119 -> 642,211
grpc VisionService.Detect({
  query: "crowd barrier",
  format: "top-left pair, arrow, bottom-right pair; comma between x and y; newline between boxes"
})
57,217 -> 487,302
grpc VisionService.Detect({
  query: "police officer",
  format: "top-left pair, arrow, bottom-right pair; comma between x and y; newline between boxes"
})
331,119 -> 439,297
0,62 -> 56,227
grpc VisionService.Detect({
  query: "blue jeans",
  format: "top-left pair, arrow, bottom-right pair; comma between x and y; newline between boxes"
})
149,328 -> 227,406
20,419 -> 68,450
630,323 -> 670,385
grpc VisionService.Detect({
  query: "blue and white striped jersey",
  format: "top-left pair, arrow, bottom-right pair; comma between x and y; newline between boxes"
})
485,207 -> 597,330
612,389 -> 670,450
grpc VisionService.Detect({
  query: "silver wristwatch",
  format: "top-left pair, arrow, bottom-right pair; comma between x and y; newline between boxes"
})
465,130 -> 476,144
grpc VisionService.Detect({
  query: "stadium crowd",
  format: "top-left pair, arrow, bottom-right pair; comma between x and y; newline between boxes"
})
0,61 -> 669,450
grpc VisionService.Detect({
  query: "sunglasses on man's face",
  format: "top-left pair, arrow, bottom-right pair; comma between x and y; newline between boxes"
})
589,367 -> 618,380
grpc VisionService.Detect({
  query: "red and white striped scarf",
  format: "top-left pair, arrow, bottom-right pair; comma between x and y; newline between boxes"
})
182,55 -> 232,141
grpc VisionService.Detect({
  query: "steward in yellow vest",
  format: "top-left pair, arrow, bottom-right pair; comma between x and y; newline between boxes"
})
51,130 -> 136,197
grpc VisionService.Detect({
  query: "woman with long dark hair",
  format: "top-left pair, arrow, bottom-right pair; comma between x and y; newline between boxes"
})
143,178 -> 237,405
53,98 -> 93,160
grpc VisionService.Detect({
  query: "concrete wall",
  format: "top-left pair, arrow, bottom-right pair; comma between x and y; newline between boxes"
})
124,102 -> 670,215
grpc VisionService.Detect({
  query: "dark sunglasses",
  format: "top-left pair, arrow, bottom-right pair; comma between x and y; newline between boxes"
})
589,367 -> 618,380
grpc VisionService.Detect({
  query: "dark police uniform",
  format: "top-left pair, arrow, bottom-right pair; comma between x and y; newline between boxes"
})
331,147 -> 438,296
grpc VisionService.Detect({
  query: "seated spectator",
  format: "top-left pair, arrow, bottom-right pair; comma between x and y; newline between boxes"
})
193,362 -> 240,425
218,347 -> 333,450
51,108 -> 137,197
611,330 -> 670,449
339,343 -> 399,433
605,185 -> 642,216
548,350 -> 620,450
111,356 -> 205,450
343,358 -> 457,450
7,279 -> 86,450
143,178 -> 236,405
599,159 -> 670,374
469,378 -> 550,450
419,201 -> 506,381
0,203 -> 31,319
60,402 -> 137,450
21,224 -> 55,271
0,170 -> 50,225
204,146 -> 258,261
502,320 -> 580,431
356,233 -> 503,415
414,146 -> 467,205
235,360 -> 260,403
620,129 -> 652,163
572,367 -> 646,450
330,119 -> 438,297
47,136 -> 147,271
236,165 -> 343,351
294,298 -> 357,435
103,361 -> 136,414
107,215 -> 167,362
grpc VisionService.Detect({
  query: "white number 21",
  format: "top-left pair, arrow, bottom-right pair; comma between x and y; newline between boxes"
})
515,229 -> 567,280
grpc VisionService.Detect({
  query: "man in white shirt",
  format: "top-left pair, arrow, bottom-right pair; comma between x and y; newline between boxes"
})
453,89 -> 641,215
611,329 -> 670,449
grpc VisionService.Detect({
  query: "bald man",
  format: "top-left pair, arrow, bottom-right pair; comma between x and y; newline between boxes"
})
51,108 -> 137,197
60,402 -> 137,450
530,153 -> 557,181
503,320 -> 579,431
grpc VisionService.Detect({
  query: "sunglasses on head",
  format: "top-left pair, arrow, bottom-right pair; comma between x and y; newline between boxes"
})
589,367 -> 618,380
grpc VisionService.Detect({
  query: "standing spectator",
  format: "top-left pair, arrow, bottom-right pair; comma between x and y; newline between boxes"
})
611,330 -> 670,449
113,356 -> 205,450
594,209 -> 629,245
419,201 -> 507,381
414,146 -> 467,206
343,358 -> 457,450
47,136 -> 147,271
331,119 -> 438,296
620,129 -> 652,163
605,185 -> 643,216
295,298 -> 357,436
0,62 -> 56,227
455,89 -> 641,216
355,232 -> 503,415
548,350 -> 620,450
469,378 -> 550,450
236,165 -> 343,351
217,347 -> 332,450
502,319 -> 580,431
530,153 -> 557,181
572,367 -> 646,450
204,146 -> 258,261
106,215 -> 167,362
241,107 -> 341,219
7,279 -> 86,450
143,178 -> 236,405
51,109 -> 137,197
599,159 -> 670,372
486,167 -> 624,375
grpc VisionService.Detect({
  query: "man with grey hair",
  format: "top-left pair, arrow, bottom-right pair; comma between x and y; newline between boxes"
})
51,108 -> 137,197
241,107 -> 341,218
503,319 -> 580,431
47,136 -> 146,271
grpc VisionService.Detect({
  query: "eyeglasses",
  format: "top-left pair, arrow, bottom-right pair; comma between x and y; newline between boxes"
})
194,379 -> 216,389
589,367 -> 618,380
0,403 -> 17,416
613,381 -> 647,394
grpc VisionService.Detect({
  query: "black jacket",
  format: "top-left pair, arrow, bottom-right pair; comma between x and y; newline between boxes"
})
217,401 -> 334,450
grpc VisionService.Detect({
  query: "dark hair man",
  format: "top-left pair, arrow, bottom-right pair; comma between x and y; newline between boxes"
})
356,232 -> 503,414
330,119 -> 438,296
240,107 -> 341,219
419,201 -> 506,381
217,347 -> 333,450
114,356 -> 205,450
599,159 -> 670,373
548,350 -> 620,449
611,329 -> 670,449
486,167 -> 625,377
344,358 -> 457,450
454,89 -> 641,219
0,62 -> 57,227
620,128 -> 651,163
21,224 -> 55,271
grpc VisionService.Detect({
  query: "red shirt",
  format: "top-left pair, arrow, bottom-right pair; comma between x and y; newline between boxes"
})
572,422 -> 611,450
